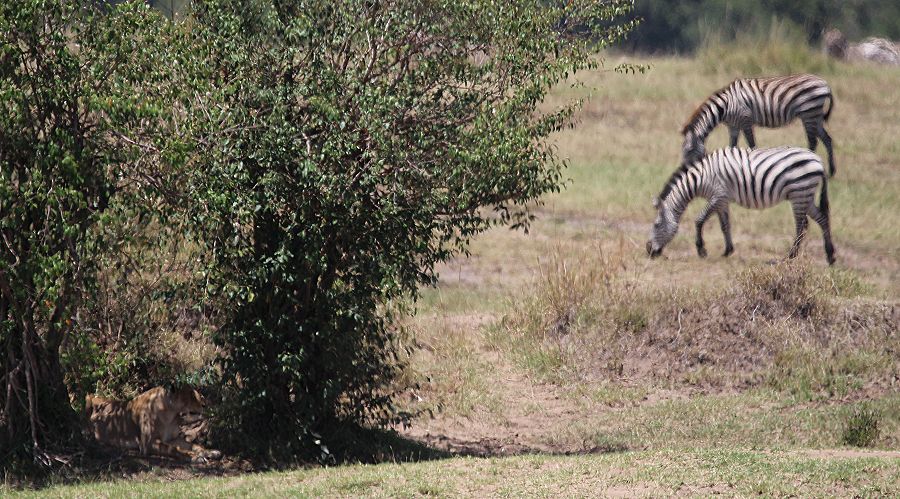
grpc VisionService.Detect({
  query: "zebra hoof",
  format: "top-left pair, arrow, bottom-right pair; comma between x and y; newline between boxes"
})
697,246 -> 707,258
827,254 -> 836,266
723,246 -> 734,257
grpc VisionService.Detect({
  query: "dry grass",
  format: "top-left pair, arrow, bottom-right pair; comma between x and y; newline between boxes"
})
487,248 -> 898,396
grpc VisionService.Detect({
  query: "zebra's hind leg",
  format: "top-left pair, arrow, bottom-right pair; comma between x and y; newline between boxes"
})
717,206 -> 734,257
808,204 -> 836,265
819,123 -> 836,177
804,120 -> 819,151
788,202 -> 810,259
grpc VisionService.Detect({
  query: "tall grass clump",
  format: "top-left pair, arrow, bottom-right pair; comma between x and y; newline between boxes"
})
487,244 -> 634,382
842,404 -> 882,447
698,17 -> 836,76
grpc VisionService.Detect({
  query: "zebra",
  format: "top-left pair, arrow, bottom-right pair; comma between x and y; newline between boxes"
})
646,146 -> 836,265
681,74 -> 837,177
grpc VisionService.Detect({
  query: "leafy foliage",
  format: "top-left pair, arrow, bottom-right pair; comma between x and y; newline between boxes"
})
182,0 -> 634,460
0,0 -> 184,465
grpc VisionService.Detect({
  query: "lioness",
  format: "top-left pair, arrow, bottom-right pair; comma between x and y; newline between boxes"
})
85,386 -> 220,462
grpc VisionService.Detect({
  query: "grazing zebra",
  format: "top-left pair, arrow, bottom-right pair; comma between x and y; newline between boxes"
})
646,146 -> 836,265
681,74 -> 837,176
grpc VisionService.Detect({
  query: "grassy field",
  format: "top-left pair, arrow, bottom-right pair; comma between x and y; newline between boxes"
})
11,51 -> 900,495
11,449 -> 900,497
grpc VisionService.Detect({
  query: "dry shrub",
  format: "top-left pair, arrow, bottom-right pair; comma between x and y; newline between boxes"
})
618,260 -> 896,395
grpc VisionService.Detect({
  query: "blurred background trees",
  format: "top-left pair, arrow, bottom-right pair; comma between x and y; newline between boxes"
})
626,0 -> 900,53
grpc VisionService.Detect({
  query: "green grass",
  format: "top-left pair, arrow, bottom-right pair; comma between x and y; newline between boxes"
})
552,391 -> 900,452
8,448 -> 898,497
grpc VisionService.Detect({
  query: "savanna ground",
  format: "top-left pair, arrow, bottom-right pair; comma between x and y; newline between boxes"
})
11,53 -> 900,496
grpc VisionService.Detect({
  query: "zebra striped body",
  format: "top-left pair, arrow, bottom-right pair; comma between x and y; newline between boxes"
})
682,75 -> 837,176
647,147 -> 836,264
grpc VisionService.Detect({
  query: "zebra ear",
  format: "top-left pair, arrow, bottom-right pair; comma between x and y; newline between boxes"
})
652,197 -> 660,209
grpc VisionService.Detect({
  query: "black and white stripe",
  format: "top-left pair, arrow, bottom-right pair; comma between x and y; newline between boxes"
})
647,146 -> 836,264
682,74 -> 837,176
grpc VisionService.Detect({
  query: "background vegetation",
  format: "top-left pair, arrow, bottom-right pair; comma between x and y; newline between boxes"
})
627,0 -> 900,53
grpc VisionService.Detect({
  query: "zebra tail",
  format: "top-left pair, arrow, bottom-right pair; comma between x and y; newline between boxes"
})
819,171 -> 829,218
823,93 -> 834,122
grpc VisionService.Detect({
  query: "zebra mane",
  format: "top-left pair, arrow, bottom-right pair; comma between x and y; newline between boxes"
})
680,87 -> 728,135
656,161 -> 694,204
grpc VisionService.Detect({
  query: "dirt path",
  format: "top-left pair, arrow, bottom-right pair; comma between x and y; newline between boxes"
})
401,347 -> 580,456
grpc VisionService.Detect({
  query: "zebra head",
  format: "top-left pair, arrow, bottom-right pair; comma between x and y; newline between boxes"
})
647,197 -> 678,258
682,131 -> 705,165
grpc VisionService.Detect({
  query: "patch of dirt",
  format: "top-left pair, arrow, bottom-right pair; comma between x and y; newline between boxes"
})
674,482 -> 735,496
604,483 -> 667,497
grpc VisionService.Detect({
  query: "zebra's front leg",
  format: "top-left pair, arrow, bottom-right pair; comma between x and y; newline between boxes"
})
742,126 -> 756,149
788,203 -> 810,259
728,126 -> 740,147
717,206 -> 734,257
695,200 -> 720,258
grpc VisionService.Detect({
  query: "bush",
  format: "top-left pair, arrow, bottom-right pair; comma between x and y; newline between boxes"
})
0,0 -> 190,466
181,0 -> 635,460
842,404 -> 881,447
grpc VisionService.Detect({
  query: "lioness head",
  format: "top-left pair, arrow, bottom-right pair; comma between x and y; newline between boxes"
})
172,386 -> 206,424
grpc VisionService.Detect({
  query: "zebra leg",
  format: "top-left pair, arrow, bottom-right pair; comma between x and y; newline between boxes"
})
819,123 -> 836,177
728,126 -> 740,147
808,204 -> 836,265
788,203 -> 810,259
742,126 -> 756,148
717,206 -> 734,257
695,200 -> 721,258
804,120 -> 819,151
